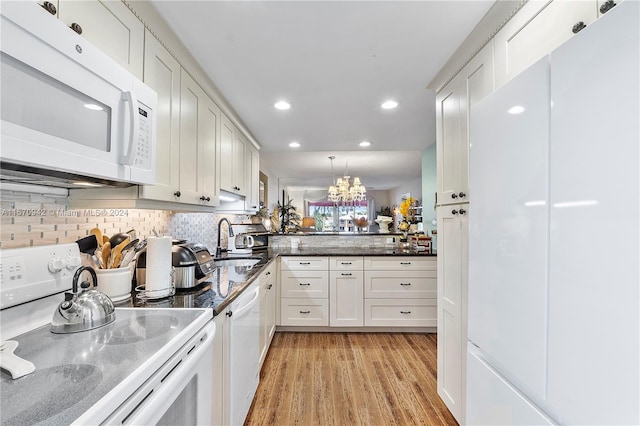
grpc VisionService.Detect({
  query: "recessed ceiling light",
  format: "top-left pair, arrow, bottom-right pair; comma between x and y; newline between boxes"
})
381,100 -> 398,110
359,141 -> 371,147
289,141 -> 300,148
274,100 -> 291,110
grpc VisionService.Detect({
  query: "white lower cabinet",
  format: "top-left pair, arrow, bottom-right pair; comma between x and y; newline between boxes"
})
329,257 -> 363,327
364,257 -> 437,327
280,257 -> 329,326
212,306 -> 230,426
364,299 -> 437,327
281,298 -> 329,326
279,255 -> 437,329
259,261 -> 277,367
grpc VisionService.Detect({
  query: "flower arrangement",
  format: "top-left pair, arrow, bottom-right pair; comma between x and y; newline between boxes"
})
399,197 -> 417,222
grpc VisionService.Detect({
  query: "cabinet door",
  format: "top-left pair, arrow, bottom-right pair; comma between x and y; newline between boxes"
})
233,132 -> 247,195
179,70 -> 218,206
546,4 -> 639,424
436,42 -> 494,205
468,58 -> 550,404
436,204 -> 469,424
199,95 -> 220,205
139,31 -> 181,202
494,0 -> 597,89
58,0 -> 143,79
329,270 -> 363,327
212,308 -> 230,426
220,114 -> 235,193
245,145 -> 260,211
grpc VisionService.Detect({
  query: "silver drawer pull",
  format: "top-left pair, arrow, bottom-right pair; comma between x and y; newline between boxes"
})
400,311 -> 411,314
299,283 -> 311,286
299,262 -> 311,265
299,310 -> 311,314
400,283 -> 411,286
400,262 -> 411,265
341,273 -> 352,276
341,262 -> 352,265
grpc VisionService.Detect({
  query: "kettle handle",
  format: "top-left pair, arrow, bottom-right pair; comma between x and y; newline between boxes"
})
246,235 -> 255,248
72,266 -> 98,293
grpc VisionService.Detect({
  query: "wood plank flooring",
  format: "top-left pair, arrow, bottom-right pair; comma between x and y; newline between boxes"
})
245,332 -> 457,426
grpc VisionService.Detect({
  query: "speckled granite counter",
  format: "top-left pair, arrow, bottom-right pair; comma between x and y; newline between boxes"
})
114,247 -> 435,316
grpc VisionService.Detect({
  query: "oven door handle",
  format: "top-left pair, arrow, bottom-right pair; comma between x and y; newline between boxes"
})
99,321 -> 215,425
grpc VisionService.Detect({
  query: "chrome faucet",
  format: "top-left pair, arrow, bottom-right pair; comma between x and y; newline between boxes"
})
216,218 -> 234,257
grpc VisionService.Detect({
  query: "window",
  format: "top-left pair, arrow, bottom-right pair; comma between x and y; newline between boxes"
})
307,201 -> 368,232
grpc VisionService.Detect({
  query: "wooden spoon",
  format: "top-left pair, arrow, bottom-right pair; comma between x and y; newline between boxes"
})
102,242 -> 111,269
90,228 -> 103,249
109,237 -> 130,268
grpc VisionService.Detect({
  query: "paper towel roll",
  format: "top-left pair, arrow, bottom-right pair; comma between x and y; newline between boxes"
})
146,236 -> 172,292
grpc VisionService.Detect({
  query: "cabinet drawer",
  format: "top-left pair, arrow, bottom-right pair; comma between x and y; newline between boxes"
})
281,271 -> 329,298
364,271 -> 436,299
281,257 -> 328,271
281,298 -> 329,326
329,257 -> 364,271
364,299 -> 437,327
364,257 -> 436,271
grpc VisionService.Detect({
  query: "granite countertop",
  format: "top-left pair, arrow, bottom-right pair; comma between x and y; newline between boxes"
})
115,246 -> 435,316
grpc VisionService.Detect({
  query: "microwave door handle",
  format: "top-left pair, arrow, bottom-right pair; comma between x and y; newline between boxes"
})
119,91 -> 140,165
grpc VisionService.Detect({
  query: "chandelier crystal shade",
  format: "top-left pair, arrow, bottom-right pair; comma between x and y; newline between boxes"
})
327,157 -> 366,202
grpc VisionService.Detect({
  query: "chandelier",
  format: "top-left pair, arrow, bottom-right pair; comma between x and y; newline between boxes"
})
327,156 -> 366,202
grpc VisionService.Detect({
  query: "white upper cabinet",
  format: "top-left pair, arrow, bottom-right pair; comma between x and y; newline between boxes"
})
245,145 -> 260,211
220,114 -> 248,196
139,31 -> 181,203
494,0 -> 598,89
57,0 -> 144,79
179,70 -> 220,206
436,41 -> 494,206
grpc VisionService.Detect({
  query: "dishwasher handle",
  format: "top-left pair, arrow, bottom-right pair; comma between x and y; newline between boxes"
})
232,285 -> 259,319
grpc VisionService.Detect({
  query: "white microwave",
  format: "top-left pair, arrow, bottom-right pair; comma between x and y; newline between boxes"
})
0,2 -> 157,187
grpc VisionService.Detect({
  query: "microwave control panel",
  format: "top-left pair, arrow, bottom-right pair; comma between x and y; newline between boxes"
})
135,105 -> 152,169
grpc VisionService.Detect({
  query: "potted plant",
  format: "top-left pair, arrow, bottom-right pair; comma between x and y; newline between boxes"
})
277,199 -> 301,233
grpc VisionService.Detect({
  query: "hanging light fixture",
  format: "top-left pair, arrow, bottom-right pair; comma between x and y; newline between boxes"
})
327,156 -> 366,202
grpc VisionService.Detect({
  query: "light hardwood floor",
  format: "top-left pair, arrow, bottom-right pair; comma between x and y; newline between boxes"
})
245,332 -> 457,426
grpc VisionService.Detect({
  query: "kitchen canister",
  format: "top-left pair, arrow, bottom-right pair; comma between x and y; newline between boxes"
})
96,265 -> 134,302
145,236 -> 173,296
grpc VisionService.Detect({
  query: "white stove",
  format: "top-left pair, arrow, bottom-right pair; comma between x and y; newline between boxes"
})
0,244 -> 214,425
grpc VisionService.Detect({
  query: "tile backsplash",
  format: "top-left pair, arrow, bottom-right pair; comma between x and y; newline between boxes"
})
0,188 -> 251,250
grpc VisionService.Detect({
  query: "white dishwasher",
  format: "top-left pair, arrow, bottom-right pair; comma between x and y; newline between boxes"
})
229,280 -> 260,426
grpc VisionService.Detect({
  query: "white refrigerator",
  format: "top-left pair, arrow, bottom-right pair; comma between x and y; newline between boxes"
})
466,1 -> 639,425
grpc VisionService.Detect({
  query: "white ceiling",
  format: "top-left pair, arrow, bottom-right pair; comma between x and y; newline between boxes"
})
151,1 -> 495,191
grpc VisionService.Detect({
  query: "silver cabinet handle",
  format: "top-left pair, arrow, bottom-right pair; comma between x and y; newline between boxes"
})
452,209 -> 459,215
341,262 -> 352,265
400,262 -> 411,265
400,283 -> 411,286
341,273 -> 352,276
267,284 -> 273,290
299,310 -> 311,314
451,193 -> 458,199
299,283 -> 311,286
458,192 -> 466,198
459,208 -> 466,215
299,262 -> 311,265
400,311 -> 411,315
